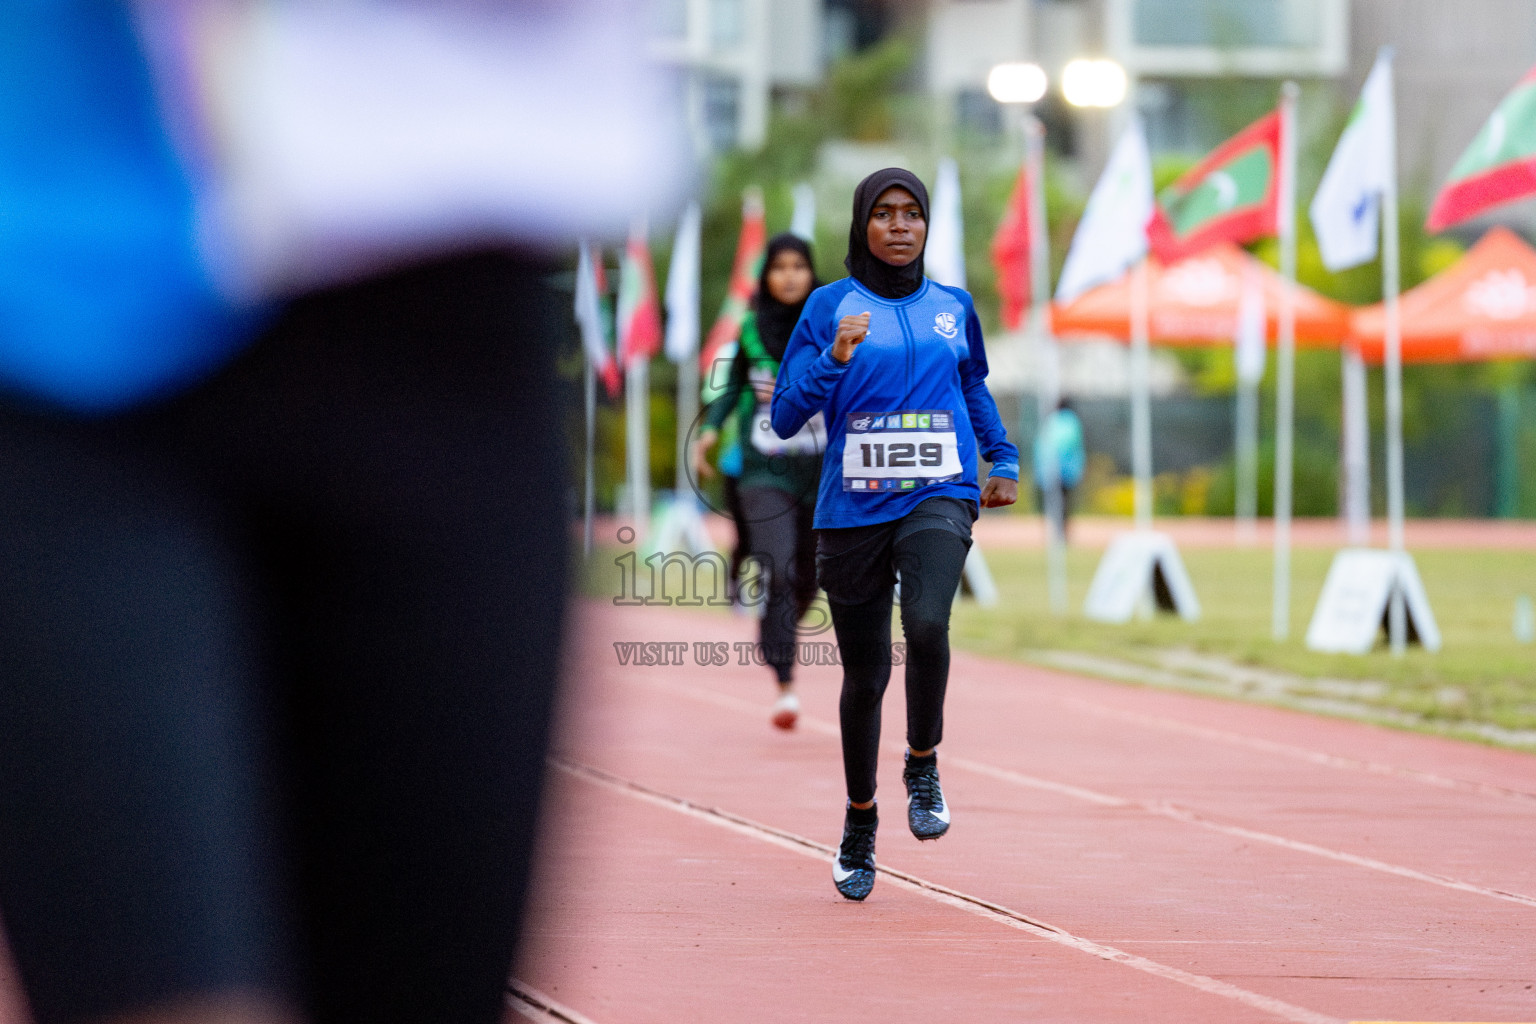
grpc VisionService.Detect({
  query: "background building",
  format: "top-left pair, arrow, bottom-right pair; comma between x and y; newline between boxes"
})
653,0 -> 1536,203
649,0 -> 825,154
1353,0 -> 1536,208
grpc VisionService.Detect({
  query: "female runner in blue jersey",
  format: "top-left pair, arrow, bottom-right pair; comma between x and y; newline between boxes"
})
771,168 -> 1019,900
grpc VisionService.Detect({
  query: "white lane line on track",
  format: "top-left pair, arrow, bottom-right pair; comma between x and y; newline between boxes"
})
553,758 -> 1346,1024
580,602 -> 1536,805
1046,693 -> 1536,807
630,675 -> 1536,910
507,982 -> 601,1024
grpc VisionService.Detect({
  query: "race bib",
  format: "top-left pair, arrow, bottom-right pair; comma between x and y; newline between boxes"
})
842,409 -> 962,492
752,407 -> 826,456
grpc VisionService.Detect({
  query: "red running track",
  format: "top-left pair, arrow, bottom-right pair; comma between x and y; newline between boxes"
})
512,600 -> 1536,1024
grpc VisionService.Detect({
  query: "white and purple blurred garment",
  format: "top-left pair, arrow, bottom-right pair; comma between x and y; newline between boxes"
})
0,0 -> 687,411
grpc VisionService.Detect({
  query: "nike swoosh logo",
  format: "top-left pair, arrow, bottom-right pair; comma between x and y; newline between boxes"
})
912,794 -> 951,824
832,860 -> 855,883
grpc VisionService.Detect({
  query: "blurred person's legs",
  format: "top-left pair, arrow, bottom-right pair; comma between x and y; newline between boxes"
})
721,475 -> 750,603
161,250 -> 568,1024
0,409 -> 292,1024
0,250 -> 568,1024
739,487 -> 804,688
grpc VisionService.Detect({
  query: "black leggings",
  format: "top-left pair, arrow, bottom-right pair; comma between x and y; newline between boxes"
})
828,526 -> 970,805
722,475 -> 750,588
0,252 -> 566,1024
738,487 -> 818,683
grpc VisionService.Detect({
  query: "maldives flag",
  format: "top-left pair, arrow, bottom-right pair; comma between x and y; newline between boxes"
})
700,190 -> 767,375
1147,110 -> 1283,263
990,162 -> 1033,331
1427,67 -> 1536,232
575,241 -> 622,397
617,219 -> 662,367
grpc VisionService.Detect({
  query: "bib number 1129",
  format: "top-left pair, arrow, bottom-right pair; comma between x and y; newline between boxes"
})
842,408 -> 962,492
857,441 -> 945,469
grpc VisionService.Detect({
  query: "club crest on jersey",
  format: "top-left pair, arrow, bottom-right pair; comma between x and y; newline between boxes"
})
933,311 -> 958,339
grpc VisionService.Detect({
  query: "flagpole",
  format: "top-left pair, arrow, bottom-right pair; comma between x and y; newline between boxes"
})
1130,257 -> 1153,533
1235,264 -> 1263,545
1235,371 -> 1259,543
1342,348 -> 1371,545
584,356 -> 596,557
1382,65 -> 1407,655
667,201 -> 704,547
1025,113 -> 1068,613
626,358 -> 650,545
675,356 -> 699,500
1272,81 -> 1300,641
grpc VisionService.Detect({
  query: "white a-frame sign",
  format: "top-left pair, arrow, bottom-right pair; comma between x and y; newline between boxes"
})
1305,548 -> 1441,654
1083,530 -> 1201,623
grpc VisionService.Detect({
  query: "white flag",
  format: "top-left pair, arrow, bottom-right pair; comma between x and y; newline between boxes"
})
575,240 -> 609,369
664,201 -> 702,363
1056,119 -> 1154,303
1235,264 -> 1267,385
790,183 -> 817,242
926,156 -> 967,288
1310,50 -> 1395,271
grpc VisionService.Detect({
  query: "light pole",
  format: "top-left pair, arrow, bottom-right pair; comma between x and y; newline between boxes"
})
988,62 -> 1068,613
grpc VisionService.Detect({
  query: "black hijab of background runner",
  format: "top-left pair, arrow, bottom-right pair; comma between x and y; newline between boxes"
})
844,167 -> 930,300
754,232 -> 819,362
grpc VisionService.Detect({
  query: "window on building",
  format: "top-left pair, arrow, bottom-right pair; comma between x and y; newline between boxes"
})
824,7 -> 857,62
1136,77 -> 1285,157
702,74 -> 740,152
823,0 -> 891,56
1133,0 -> 1323,49
1137,80 -> 1196,153
955,89 -> 1002,138
709,0 -> 744,47
651,0 -> 688,39
1035,94 -> 1078,159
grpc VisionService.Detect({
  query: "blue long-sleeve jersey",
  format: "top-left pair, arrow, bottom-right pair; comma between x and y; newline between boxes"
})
771,277 -> 1019,529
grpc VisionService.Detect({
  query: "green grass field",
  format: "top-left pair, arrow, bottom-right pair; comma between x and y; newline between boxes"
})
949,545 -> 1536,741
581,539 -> 1536,747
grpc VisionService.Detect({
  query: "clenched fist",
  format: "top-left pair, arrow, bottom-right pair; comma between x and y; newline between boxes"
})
833,312 -> 871,364
980,476 -> 1018,508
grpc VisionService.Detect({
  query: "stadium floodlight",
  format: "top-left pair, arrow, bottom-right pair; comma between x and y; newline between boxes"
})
1061,59 -> 1127,108
986,62 -> 1048,105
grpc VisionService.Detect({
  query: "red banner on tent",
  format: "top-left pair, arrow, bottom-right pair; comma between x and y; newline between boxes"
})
1051,244 -> 1348,347
1350,226 -> 1536,363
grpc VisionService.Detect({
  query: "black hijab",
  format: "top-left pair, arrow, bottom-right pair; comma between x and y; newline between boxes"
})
754,232 -> 818,362
844,167 -> 929,300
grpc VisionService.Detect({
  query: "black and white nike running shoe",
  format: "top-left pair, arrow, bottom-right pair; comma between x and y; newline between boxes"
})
832,807 -> 877,901
903,751 -> 950,840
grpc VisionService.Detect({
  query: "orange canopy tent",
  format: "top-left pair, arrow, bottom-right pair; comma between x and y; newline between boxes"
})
1350,226 -> 1536,364
1050,244 -> 1350,347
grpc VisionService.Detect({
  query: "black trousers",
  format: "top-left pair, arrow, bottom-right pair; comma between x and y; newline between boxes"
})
721,474 -> 750,589
0,251 -> 567,1024
817,498 -> 973,805
737,487 -> 818,683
